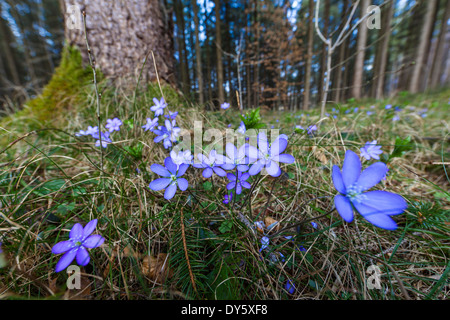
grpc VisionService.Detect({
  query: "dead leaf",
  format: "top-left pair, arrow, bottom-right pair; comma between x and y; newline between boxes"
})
141,253 -> 173,284
311,146 -> 328,164
265,216 -> 280,232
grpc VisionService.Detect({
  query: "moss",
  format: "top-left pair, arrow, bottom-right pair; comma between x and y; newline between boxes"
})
1,46 -> 95,134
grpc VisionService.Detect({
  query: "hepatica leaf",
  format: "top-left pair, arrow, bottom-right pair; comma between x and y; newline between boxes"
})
389,136 -> 413,161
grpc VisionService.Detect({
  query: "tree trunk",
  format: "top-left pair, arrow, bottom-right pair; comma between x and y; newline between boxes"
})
303,0 -> 314,110
62,0 -> 175,84
215,0 -> 225,105
192,0 -> 204,105
374,1 -> 393,99
429,0 -> 450,88
318,0 -> 330,105
409,0 -> 437,93
351,0 -> 369,99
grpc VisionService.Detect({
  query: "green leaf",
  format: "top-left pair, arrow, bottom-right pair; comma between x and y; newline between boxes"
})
203,181 -> 212,191
219,220 -> 233,234
389,136 -> 413,161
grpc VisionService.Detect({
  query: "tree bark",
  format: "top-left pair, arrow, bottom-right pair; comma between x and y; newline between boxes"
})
63,0 -> 175,84
303,0 -> 314,110
374,1 -> 393,99
318,0 -> 329,105
351,0 -> 369,99
429,0 -> 450,88
409,0 -> 437,93
192,0 -> 204,104
215,0 -> 225,105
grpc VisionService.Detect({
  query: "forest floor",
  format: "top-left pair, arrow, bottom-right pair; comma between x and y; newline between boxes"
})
0,51 -> 449,300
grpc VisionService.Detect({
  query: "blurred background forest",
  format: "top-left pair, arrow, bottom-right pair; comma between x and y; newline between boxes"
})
0,0 -> 449,113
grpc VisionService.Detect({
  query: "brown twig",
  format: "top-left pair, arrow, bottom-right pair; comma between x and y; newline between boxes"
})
180,208 -> 197,293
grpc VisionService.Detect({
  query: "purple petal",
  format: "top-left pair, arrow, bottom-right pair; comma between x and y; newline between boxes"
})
164,157 -> 177,174
352,202 -> 398,230
164,183 -> 177,200
270,138 -> 288,156
236,164 -> 249,172
342,150 -> 361,188
83,219 -> 98,238
177,163 -> 189,177
83,234 -> 105,248
227,173 -> 237,181
76,247 -> 90,266
334,195 -> 354,222
241,181 -> 251,189
246,145 -> 259,162
235,183 -> 242,194
227,181 -> 236,190
52,241 -> 73,254
55,248 -> 78,272
358,191 -> 407,216
273,154 -> 295,164
257,132 -> 269,155
213,166 -> 226,177
249,160 -> 264,176
266,161 -> 281,177
150,164 -> 170,177
70,223 -> 83,239
203,167 -> 213,178
356,162 -> 388,192
149,178 -> 171,191
332,165 -> 346,194
177,178 -> 189,191
226,143 -> 238,160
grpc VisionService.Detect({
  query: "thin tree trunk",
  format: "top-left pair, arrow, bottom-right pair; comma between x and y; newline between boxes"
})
351,0 -> 369,99
429,0 -> 450,88
303,0 -> 314,110
375,1 -> 393,99
318,0 -> 330,104
192,0 -> 204,105
409,0 -> 437,94
215,0 -> 224,105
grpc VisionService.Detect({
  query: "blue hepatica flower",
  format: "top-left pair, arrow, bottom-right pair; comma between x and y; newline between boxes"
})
149,157 -> 189,200
285,279 -> 295,294
221,102 -> 230,110
332,150 -> 407,230
76,125 -> 98,137
307,125 -> 317,135
247,132 -> 295,177
92,131 -> 112,148
360,140 -> 383,160
238,121 -> 246,135
385,104 -> 392,110
226,171 -> 251,195
153,119 -> 181,149
170,150 -> 193,169
193,149 -> 227,178
165,111 -> 178,120
260,236 -> 270,252
142,117 -> 158,132
223,192 -> 232,204
52,219 -> 105,273
222,143 -> 251,172
150,97 -> 167,116
105,117 -> 122,132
